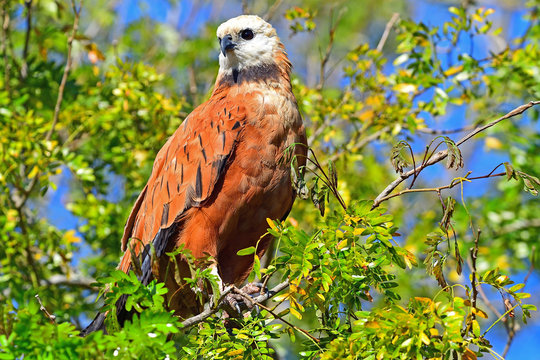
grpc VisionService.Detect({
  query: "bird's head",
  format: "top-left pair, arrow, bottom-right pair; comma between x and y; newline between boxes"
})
216,15 -> 290,83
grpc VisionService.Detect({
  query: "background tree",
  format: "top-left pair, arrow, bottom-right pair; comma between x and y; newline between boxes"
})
0,0 -> 539,359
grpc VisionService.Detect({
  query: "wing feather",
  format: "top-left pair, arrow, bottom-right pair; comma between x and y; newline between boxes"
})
118,98 -> 246,276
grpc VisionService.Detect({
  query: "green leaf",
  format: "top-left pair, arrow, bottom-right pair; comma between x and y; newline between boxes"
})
237,247 -> 256,256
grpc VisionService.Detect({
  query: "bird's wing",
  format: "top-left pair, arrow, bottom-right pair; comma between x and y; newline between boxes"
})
118,99 -> 246,279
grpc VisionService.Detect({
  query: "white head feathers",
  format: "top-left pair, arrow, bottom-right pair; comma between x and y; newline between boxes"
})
216,15 -> 281,73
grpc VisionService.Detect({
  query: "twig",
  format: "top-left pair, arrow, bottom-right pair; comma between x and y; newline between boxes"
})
323,126 -> 390,166
316,8 -> 341,90
263,0 -> 283,22
43,273 -> 97,290
376,13 -> 400,52
35,294 -> 56,323
470,229 -> 480,323
45,0 -> 81,141
21,0 -> 32,80
376,171 -> 505,203
232,286 -> 320,344
15,0 -> 82,210
180,280 -> 290,328
502,246 -> 536,358
372,100 -> 540,209
416,125 -> 475,135
1,0 -> 10,94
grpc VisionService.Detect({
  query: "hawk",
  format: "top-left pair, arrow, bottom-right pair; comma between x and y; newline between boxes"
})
81,15 -> 307,335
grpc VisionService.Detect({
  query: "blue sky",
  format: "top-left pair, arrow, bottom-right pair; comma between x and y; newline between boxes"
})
41,0 -> 538,358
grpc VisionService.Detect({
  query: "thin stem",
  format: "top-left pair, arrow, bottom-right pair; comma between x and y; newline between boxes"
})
376,13 -> 400,52
376,171 -> 505,203
21,0 -> 32,80
470,229 -> 480,323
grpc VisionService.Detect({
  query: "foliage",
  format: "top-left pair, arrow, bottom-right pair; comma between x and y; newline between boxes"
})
1,0 -> 539,359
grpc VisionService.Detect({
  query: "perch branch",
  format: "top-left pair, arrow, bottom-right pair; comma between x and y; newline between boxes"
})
180,280 -> 290,328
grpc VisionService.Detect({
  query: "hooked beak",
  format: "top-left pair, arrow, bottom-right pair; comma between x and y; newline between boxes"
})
220,35 -> 236,57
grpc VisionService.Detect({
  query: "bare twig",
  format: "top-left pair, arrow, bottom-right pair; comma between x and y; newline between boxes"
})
45,0 -> 82,141
323,126 -> 390,165
1,0 -> 11,94
316,9 -> 342,90
35,294 -> 56,324
470,229 -> 480,323
416,125 -> 475,135
43,273 -> 97,290
21,0 -> 32,79
376,13 -> 400,52
264,0 -> 283,22
372,100 -> 540,208
376,171 -> 505,203
15,0 -> 82,210
180,280 -> 290,328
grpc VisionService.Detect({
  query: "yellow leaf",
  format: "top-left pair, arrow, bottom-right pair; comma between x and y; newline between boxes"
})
463,348 -> 477,360
429,328 -> 439,336
266,218 -> 277,231
444,65 -> 463,77
472,13 -> 483,22
485,136 -> 502,150
484,8 -> 495,16
226,349 -> 244,356
28,166 -> 39,179
290,307 -> 302,320
420,331 -> 430,345
63,229 -> 81,244
473,307 -> 488,319
358,109 -> 374,122
337,239 -> 348,250
353,228 -> 365,236
393,83 -> 417,93
365,95 -> 382,107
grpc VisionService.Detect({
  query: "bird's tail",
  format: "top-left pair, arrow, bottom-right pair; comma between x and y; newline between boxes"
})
79,311 -> 107,336
79,294 -> 134,337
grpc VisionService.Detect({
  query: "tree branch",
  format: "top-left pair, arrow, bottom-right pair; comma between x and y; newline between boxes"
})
376,13 -> 399,52
375,171 -> 505,204
20,0 -> 32,80
15,0 -> 82,210
372,100 -> 540,208
180,280 -> 290,328
232,286 -> 320,343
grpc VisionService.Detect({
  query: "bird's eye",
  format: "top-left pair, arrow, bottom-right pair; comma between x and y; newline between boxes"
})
240,29 -> 254,40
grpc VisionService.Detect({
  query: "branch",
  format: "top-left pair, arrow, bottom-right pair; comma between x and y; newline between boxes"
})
372,101 -> 540,208
470,229 -> 480,323
232,286 -> 320,344
45,0 -> 81,141
1,0 -> 11,94
20,0 -> 32,80
416,124 -> 475,135
43,273 -> 96,290
376,13 -> 399,52
180,280 -> 290,328
35,294 -> 56,324
375,171 -> 505,203
15,0 -> 82,210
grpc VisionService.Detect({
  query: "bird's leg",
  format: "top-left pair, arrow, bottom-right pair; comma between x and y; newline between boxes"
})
222,282 -> 267,318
